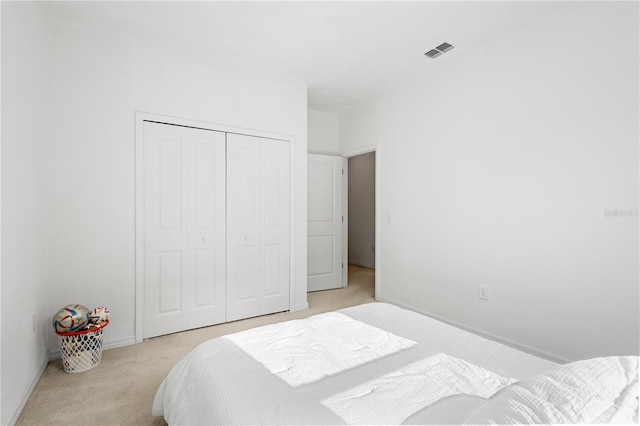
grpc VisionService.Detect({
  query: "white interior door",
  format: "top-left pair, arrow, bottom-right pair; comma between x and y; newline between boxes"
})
307,154 -> 344,291
226,133 -> 290,322
143,121 -> 226,338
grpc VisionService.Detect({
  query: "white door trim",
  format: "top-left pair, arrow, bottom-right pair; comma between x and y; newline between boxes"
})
342,143 -> 377,159
135,111 -> 296,343
342,158 -> 348,288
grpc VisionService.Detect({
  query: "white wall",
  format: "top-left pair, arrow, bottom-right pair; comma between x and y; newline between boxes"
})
348,152 -> 376,268
45,20 -> 308,353
308,109 -> 339,154
340,2 -> 639,362
340,102 -> 379,157
1,2 -> 50,424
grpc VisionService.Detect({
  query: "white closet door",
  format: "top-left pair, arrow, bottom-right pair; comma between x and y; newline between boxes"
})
143,121 -> 226,338
226,133 -> 290,322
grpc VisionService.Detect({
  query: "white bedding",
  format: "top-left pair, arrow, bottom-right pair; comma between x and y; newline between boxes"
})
464,356 -> 639,424
323,353 -> 517,425
225,312 -> 416,387
153,302 -> 560,425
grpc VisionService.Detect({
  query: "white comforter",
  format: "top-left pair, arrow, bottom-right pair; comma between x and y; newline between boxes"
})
153,303 -> 639,424
153,303 -> 560,425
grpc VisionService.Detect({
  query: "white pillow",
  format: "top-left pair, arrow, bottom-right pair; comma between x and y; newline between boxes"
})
464,356 -> 639,424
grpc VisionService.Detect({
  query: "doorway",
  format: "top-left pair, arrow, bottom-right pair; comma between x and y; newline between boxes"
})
347,151 -> 375,298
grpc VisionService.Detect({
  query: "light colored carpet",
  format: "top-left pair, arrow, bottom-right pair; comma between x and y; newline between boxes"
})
17,265 -> 375,425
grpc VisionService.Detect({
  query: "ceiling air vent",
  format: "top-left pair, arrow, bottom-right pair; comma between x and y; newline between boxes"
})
424,42 -> 455,59
424,49 -> 442,59
436,42 -> 454,53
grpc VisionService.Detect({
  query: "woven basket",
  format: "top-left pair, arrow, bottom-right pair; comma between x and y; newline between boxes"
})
56,321 -> 108,373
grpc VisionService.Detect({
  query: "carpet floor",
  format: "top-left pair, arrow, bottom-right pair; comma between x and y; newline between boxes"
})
17,265 -> 375,425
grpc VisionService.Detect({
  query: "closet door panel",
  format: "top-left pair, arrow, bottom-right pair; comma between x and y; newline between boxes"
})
226,136 -> 261,321
144,123 -> 189,337
261,141 -> 290,314
227,134 -> 290,321
185,127 -> 227,329
143,122 -> 226,338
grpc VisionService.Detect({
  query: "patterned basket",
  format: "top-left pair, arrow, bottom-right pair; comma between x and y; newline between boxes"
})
56,320 -> 108,373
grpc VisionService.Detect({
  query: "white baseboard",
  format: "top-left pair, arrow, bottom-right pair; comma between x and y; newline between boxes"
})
376,296 -> 569,364
48,335 -> 136,361
103,335 -> 137,351
4,349 -> 49,426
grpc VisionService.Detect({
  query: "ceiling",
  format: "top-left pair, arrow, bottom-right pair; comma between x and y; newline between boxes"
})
44,1 -> 573,114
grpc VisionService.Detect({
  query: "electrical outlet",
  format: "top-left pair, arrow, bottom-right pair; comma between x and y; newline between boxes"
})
478,286 -> 489,301
32,313 -> 37,333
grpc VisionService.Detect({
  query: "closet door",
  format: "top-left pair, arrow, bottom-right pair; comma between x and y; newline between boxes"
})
226,133 -> 290,322
143,122 -> 226,338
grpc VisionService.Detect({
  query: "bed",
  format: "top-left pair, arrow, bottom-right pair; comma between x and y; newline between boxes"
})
152,302 -> 639,425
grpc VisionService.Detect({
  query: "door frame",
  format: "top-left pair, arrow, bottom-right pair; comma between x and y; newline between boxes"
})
341,157 -> 348,287
134,111 -> 296,343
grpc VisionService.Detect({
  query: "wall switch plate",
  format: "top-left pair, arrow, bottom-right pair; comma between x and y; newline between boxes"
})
478,285 -> 489,300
